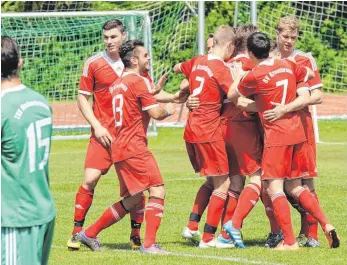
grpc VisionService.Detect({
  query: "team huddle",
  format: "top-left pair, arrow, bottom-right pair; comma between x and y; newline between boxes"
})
63,16 -> 340,254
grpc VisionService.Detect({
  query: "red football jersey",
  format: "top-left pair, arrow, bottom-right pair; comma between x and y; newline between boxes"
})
291,50 -> 322,143
221,53 -> 257,122
237,58 -> 310,146
179,54 -> 233,143
110,72 -> 158,162
79,51 -> 124,133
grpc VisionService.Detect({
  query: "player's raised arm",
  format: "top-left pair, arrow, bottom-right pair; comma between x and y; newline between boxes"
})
146,103 -> 176,120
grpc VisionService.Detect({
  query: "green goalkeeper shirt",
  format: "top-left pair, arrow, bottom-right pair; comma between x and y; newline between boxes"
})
1,84 -> 56,227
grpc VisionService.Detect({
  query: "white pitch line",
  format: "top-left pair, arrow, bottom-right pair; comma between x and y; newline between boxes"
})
318,141 -> 347,146
51,245 -> 288,265
50,177 -> 201,185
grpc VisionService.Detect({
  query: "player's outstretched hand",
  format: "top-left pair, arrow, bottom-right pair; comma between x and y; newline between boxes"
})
165,102 -> 176,116
263,102 -> 288,122
94,125 -> 112,148
152,72 -> 169,95
186,95 -> 200,110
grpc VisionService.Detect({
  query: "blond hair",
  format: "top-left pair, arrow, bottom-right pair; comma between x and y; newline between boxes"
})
277,16 -> 300,32
213,25 -> 236,46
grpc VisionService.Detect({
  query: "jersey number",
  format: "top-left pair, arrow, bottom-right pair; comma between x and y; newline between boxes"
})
276,79 -> 288,104
112,94 -> 124,127
192,76 -> 205,96
26,118 -> 52,173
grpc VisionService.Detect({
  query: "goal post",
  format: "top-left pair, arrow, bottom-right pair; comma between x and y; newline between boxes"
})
1,11 -> 156,139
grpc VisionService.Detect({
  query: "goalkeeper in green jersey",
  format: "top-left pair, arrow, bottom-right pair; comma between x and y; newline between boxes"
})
1,36 -> 56,265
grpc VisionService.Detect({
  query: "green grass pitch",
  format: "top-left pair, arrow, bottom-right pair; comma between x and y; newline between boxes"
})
49,120 -> 347,265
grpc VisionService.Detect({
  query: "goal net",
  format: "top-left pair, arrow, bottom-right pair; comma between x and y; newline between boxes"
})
1,1 -> 198,139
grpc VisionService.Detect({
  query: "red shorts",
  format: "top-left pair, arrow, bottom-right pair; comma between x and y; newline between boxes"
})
261,141 -> 309,180
85,136 -> 112,175
222,121 -> 262,177
304,141 -> 317,178
115,151 -> 163,197
186,141 -> 229,177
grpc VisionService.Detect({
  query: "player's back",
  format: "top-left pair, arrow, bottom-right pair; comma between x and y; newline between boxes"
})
1,84 -> 56,227
110,72 -> 156,162
180,54 -> 231,143
241,58 -> 308,146
79,51 -> 124,131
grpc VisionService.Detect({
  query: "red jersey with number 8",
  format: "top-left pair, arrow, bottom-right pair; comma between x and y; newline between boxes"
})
237,58 -> 310,147
110,72 -> 159,162
179,54 -> 234,143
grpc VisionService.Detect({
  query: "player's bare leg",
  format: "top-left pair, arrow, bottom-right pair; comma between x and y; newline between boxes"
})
68,168 -> 102,250
223,170 -> 262,248
182,178 -> 213,244
266,179 -> 299,251
199,175 -> 230,248
285,179 -> 340,248
140,185 -> 170,254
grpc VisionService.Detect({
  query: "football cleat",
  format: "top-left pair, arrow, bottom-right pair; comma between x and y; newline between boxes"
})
199,238 -> 216,248
324,225 -> 340,249
130,235 -> 142,249
181,227 -> 202,243
274,241 -> 299,251
140,244 -> 171,255
216,234 -> 235,249
223,221 -> 245,248
77,231 -> 101,251
296,233 -> 307,247
304,237 -> 320,248
264,232 -> 284,248
67,234 -> 81,251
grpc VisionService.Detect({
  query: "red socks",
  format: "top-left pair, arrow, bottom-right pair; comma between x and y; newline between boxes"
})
144,197 -> 165,248
85,201 -> 128,238
307,191 -> 319,240
294,188 -> 328,231
220,190 -> 240,239
202,191 -> 227,243
130,194 -> 146,237
271,192 -> 296,246
72,185 -> 94,235
232,183 -> 261,229
261,187 -> 281,234
187,182 -> 213,231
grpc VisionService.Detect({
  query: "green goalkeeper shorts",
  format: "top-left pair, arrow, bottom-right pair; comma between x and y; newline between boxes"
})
1,218 -> 55,265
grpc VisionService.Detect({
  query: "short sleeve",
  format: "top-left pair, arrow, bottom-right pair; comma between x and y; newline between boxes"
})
237,71 -> 258,97
79,61 -> 94,95
303,54 -> 323,90
179,57 -> 197,78
135,78 -> 159,111
287,59 -> 309,84
296,82 -> 310,95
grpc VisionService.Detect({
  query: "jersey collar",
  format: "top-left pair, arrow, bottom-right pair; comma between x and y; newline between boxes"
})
1,84 -> 26,97
102,50 -> 124,76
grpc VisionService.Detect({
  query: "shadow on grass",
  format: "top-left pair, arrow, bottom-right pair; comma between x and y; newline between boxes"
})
102,243 -> 133,250
170,238 -> 265,248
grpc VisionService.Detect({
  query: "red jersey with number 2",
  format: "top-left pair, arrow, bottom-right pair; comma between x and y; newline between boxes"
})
179,54 -> 234,143
237,58 -> 309,147
110,72 -> 159,162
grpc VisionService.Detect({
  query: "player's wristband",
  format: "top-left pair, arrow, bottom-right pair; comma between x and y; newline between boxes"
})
165,109 -> 171,117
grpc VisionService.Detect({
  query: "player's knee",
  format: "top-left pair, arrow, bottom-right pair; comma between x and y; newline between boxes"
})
229,175 -> 245,192
149,185 -> 165,199
83,168 -> 102,190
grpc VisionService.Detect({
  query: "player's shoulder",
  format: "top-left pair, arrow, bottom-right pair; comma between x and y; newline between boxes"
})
207,54 -> 229,70
292,50 -> 318,69
123,72 -> 152,92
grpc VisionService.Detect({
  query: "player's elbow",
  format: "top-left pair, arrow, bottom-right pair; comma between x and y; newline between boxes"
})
173,64 -> 181,74
147,107 -> 167,120
312,89 -> 324,105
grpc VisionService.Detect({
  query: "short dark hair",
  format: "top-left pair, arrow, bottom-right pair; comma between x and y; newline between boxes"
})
119,40 -> 144,68
247,32 -> 270,59
234,24 -> 258,54
1,36 -> 20,79
102,19 -> 125,33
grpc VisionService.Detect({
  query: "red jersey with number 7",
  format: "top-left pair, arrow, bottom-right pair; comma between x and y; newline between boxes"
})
110,72 -> 159,162
179,54 -> 234,143
237,58 -> 310,147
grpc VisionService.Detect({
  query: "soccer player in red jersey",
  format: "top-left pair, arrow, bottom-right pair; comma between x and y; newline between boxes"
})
224,32 -> 339,250
68,19 -> 145,250
174,25 -> 236,248
78,40 -> 176,254
263,16 -> 327,248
